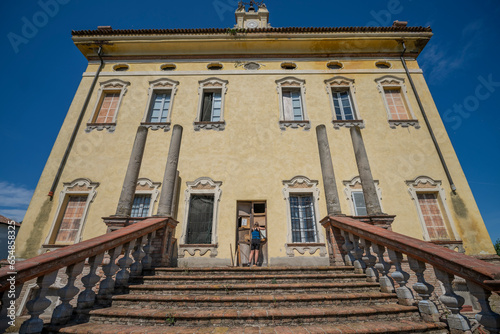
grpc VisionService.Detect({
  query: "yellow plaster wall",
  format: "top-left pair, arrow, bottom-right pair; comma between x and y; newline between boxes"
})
16,56 -> 494,261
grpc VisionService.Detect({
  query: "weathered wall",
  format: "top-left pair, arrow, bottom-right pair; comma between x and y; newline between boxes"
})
15,57 -> 495,264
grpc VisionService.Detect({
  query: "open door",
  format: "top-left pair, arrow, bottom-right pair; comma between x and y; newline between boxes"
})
236,201 -> 267,266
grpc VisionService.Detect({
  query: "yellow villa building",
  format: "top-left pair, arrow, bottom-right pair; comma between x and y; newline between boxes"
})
15,2 -> 495,268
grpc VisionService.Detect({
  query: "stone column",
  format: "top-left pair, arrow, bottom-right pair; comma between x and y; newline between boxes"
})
316,125 -> 342,215
115,126 -> 148,217
157,125 -> 183,216
349,126 -> 383,215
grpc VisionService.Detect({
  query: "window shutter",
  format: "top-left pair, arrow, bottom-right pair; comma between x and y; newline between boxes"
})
282,91 -> 294,121
201,92 -> 213,121
211,92 -> 222,122
55,196 -> 87,244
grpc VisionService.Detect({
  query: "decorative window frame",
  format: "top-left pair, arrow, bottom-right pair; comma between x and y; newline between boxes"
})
44,178 -> 99,246
375,75 -> 420,129
133,178 -> 161,217
282,176 -> 326,257
140,78 -> 180,131
86,79 -> 130,133
406,176 -> 460,241
324,76 -> 365,129
343,176 -> 383,216
276,77 -> 310,130
179,177 -> 222,258
194,77 -> 228,131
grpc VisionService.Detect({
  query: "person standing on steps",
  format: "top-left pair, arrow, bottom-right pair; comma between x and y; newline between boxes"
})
249,223 -> 261,267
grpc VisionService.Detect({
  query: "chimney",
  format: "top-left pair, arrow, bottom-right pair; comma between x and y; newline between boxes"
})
392,20 -> 408,27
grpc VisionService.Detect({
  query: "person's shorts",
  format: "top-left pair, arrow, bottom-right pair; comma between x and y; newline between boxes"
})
251,239 -> 261,250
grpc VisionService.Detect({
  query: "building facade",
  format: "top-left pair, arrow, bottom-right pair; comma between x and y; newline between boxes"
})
15,3 -> 495,267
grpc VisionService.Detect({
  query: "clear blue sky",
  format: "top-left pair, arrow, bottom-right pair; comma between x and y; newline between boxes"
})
1,0 -> 499,243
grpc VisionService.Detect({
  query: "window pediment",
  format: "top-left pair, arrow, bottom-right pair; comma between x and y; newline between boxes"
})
325,76 -> 355,91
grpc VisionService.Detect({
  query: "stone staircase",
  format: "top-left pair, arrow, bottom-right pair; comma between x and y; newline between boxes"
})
59,266 -> 448,333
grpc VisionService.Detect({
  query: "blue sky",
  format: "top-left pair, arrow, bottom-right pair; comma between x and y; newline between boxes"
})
1,0 -> 499,243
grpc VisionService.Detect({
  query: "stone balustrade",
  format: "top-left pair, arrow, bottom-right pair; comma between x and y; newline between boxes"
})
322,215 -> 500,334
0,217 -> 177,334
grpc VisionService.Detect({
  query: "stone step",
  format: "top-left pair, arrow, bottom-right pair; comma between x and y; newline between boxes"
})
60,321 -> 449,334
137,273 -> 367,285
126,281 -> 381,295
112,291 -> 397,309
87,304 -> 425,327
151,266 -> 356,276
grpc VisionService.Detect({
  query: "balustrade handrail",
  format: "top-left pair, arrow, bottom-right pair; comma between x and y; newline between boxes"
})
321,215 -> 500,293
0,217 -> 169,292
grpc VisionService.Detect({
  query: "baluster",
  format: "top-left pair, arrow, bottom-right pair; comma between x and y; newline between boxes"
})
142,231 -> 156,272
407,257 -> 440,322
76,253 -> 104,320
51,261 -> 85,326
340,230 -> 355,266
387,249 -> 414,306
19,271 -> 58,334
97,245 -> 122,306
1,283 -> 23,333
433,269 -> 470,331
360,238 -> 378,283
130,236 -> 147,278
115,240 -> 136,290
348,233 -> 366,274
466,281 -> 500,334
372,243 -> 394,293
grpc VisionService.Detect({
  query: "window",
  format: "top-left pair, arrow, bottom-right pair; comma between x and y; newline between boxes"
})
186,194 -> 214,244
276,77 -> 310,130
282,176 -> 327,253
44,178 -> 99,247
131,194 -> 151,218
290,194 -> 318,243
375,61 -> 391,69
113,64 -> 129,71
406,176 -> 460,241
325,76 -> 364,129
160,63 -> 176,71
281,62 -> 297,70
87,79 -> 129,132
181,177 -> 222,256
343,176 -> 382,216
282,89 -> 303,121
351,191 -> 367,216
194,78 -> 228,131
201,91 -> 222,122
332,90 -> 354,120
149,92 -> 171,123
54,195 -> 87,244
207,62 -> 223,70
384,88 -> 409,120
141,78 -> 179,131
95,92 -> 119,123
326,61 -> 343,70
417,193 -> 449,240
375,75 -> 420,129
